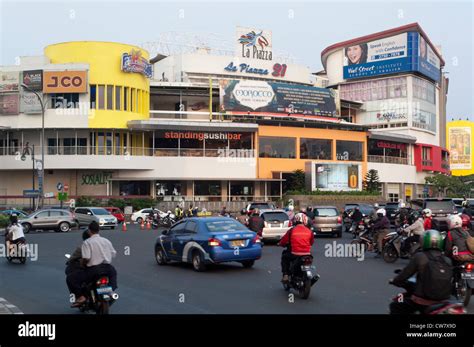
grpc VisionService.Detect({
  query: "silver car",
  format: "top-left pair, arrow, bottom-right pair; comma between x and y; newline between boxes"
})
74,207 -> 117,229
259,209 -> 291,241
19,209 -> 77,233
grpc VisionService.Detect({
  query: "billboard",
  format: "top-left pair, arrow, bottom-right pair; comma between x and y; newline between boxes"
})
236,27 -> 272,61
43,70 -> 87,93
342,32 -> 441,82
22,70 -> 43,91
315,163 -> 360,190
0,71 -> 20,93
0,93 -> 19,115
449,127 -> 471,170
220,79 -> 337,117
20,91 -> 43,114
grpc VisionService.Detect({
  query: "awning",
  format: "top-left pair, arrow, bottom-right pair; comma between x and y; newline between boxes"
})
127,120 -> 258,132
368,131 -> 417,144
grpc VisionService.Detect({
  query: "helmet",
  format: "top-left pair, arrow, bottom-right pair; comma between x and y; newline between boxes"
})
461,214 -> 470,228
374,203 -> 379,208
399,202 -> 406,208
408,211 -> 421,224
422,229 -> 444,251
293,212 -> 308,226
288,205 -> 294,211
422,208 -> 432,218
447,214 -> 462,229
376,208 -> 386,216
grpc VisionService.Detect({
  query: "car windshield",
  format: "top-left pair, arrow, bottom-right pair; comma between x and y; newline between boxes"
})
314,208 -> 338,217
91,208 -> 110,215
359,206 -> 374,216
205,220 -> 248,233
251,203 -> 274,210
425,200 -> 455,211
262,212 -> 288,222
344,205 -> 357,211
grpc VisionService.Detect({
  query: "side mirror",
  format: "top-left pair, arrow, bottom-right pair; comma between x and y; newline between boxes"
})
87,212 -> 92,215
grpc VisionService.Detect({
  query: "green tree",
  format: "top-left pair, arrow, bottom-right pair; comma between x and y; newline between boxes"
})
425,174 -> 473,197
286,169 -> 306,192
363,169 -> 381,193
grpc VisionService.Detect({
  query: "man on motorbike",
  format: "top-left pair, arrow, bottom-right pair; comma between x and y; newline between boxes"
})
69,221 -> 118,307
370,203 -> 380,222
396,202 -> 411,227
349,206 -> 363,233
372,208 -> 390,257
5,214 -> 26,257
401,211 -> 425,255
278,213 -> 314,283
445,214 -> 474,262
422,209 -> 433,230
389,229 -> 452,314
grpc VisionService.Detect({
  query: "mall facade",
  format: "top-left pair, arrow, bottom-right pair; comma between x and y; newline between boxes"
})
0,24 -> 449,206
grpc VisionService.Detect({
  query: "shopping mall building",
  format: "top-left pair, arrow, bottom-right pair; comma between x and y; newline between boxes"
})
0,23 -> 449,206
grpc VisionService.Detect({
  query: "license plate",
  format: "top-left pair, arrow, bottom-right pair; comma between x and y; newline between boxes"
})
321,228 -> 332,232
96,286 -> 113,295
461,272 -> 474,280
230,240 -> 245,247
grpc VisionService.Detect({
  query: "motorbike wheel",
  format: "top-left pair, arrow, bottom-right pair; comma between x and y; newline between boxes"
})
455,279 -> 471,307
97,301 -> 109,315
299,279 -> 312,299
382,244 -> 398,263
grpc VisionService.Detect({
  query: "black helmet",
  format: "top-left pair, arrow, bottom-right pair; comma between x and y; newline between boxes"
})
408,211 -> 421,224
9,214 -> 18,224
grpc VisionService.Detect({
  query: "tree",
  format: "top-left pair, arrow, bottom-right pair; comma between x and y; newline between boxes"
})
425,174 -> 473,197
286,169 -> 306,192
363,169 -> 381,193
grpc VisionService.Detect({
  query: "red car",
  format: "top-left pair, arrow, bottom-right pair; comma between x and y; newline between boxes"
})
104,207 -> 125,223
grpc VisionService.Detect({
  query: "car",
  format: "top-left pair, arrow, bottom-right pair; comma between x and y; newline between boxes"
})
19,209 -> 77,233
246,202 -> 276,214
104,207 -> 125,223
131,208 -> 175,223
422,198 -> 457,232
259,209 -> 290,241
0,209 -> 29,218
154,217 -> 262,271
343,203 -> 374,218
74,207 -> 117,229
384,202 -> 401,223
312,206 -> 342,238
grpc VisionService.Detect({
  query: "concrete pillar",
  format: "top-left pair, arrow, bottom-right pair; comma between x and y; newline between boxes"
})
254,181 -> 261,200
221,180 -> 228,201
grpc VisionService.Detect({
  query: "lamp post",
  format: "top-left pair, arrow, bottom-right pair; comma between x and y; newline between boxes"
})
21,83 -> 45,209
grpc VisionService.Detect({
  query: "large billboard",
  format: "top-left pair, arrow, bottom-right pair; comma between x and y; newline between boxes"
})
342,32 -> 441,82
0,71 -> 20,93
220,79 -> 337,117
448,127 -> 471,170
22,70 -> 43,91
43,70 -> 87,93
314,163 -> 360,190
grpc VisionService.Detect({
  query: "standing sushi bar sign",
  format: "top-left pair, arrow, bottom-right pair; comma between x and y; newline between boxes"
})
121,49 -> 153,78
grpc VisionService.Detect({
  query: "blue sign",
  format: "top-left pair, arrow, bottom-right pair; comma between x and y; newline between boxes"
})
57,182 -> 63,191
121,50 -> 153,78
224,62 -> 269,76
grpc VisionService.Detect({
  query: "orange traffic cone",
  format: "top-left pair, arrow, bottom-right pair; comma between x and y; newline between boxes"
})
146,220 -> 151,230
140,220 -> 145,230
122,222 -> 127,232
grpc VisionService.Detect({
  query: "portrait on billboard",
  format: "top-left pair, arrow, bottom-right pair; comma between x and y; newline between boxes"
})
344,44 -> 368,65
449,127 -> 471,170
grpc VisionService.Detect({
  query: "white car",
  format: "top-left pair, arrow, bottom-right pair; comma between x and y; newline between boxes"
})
131,208 -> 175,223
259,209 -> 291,241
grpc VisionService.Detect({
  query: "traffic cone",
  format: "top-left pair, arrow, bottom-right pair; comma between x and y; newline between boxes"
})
122,222 -> 127,232
146,220 -> 151,230
140,220 -> 145,230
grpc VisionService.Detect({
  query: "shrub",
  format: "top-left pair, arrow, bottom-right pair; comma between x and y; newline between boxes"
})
0,214 -> 10,228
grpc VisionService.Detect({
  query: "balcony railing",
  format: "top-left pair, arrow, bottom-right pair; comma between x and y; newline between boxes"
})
422,159 -> 433,167
368,155 -> 408,165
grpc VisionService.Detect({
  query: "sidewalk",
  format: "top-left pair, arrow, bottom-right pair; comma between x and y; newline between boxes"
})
0,297 -> 23,314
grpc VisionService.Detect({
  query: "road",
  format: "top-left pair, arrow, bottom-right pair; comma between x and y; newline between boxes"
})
0,224 -> 472,314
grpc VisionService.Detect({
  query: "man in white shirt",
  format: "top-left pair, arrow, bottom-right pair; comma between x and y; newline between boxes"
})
5,214 -> 26,256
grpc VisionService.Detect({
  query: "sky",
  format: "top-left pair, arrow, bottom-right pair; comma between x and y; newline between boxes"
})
0,0 -> 472,120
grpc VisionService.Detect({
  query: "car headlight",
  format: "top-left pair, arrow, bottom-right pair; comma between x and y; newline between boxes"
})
99,218 -> 105,224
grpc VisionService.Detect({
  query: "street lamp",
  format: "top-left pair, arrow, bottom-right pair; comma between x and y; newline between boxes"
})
21,83 -> 45,209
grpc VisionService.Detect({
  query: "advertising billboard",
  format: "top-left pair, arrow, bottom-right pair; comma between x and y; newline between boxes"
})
449,127 -> 471,170
417,35 -> 441,82
220,79 -> 337,117
20,91 -> 43,114
0,93 -> 19,115
22,70 -> 43,91
0,71 -> 20,93
43,71 -> 87,93
315,163 -> 360,190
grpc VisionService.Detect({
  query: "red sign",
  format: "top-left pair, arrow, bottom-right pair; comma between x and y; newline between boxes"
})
376,141 -> 406,151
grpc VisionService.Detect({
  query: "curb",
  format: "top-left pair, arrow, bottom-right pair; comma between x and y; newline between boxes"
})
0,297 -> 23,314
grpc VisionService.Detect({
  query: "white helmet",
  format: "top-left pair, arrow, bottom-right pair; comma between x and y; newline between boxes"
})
399,202 -> 406,208
288,205 -> 294,211
293,212 -> 308,225
448,214 -> 462,229
422,208 -> 432,218
376,208 -> 386,216
374,203 -> 379,208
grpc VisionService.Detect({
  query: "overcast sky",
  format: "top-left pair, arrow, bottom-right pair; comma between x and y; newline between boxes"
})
0,0 -> 472,120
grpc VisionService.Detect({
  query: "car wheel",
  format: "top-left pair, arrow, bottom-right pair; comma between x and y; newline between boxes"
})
241,260 -> 255,268
22,223 -> 31,233
192,250 -> 206,272
136,217 -> 143,224
59,222 -> 70,233
155,247 -> 168,265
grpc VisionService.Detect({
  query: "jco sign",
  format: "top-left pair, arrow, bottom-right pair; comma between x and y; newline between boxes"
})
43,71 -> 87,93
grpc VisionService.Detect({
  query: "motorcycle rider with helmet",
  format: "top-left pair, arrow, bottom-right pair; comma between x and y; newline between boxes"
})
5,214 -> 26,257
389,229 -> 453,314
422,209 -> 433,230
396,202 -> 411,227
278,213 -> 314,283
349,206 -> 363,234
401,211 -> 425,255
445,214 -> 474,262
372,208 -> 390,257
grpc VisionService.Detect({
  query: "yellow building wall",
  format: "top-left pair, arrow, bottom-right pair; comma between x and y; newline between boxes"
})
446,120 -> 474,176
44,41 -> 150,129
257,125 -> 368,179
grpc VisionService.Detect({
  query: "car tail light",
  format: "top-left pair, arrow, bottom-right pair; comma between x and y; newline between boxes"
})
97,277 -> 109,286
252,235 -> 261,244
337,216 -> 342,224
466,263 -> 474,273
303,257 -> 313,265
208,238 -> 221,247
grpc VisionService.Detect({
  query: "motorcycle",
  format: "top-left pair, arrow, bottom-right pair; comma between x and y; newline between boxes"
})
350,223 -> 376,252
159,211 -> 176,228
5,240 -> 27,264
452,262 -> 474,307
282,255 -> 320,299
351,217 -> 371,239
382,226 -> 420,263
342,212 -> 352,233
65,254 -> 119,315
390,269 -> 466,314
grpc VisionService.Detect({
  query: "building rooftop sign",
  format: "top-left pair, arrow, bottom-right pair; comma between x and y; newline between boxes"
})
121,49 -> 152,78
236,27 -> 273,61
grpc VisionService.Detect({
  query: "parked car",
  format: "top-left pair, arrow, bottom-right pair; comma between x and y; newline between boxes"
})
312,206 -> 342,238
259,209 -> 290,241
422,198 -> 457,232
74,207 -> 117,229
19,209 -> 77,233
246,202 -> 276,214
104,207 -> 125,223
131,208 -> 175,223
155,217 -> 262,271
0,209 -> 29,218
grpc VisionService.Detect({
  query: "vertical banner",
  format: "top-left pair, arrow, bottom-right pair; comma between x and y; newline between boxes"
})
0,93 -> 20,115
449,127 -> 471,170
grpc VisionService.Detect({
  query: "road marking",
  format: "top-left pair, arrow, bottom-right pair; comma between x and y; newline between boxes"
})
0,297 -> 23,314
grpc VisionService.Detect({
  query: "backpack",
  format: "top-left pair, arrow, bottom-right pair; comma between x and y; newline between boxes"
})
422,252 -> 453,301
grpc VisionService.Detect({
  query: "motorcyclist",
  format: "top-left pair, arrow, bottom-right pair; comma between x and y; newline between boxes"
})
69,221 -> 118,307
422,208 -> 433,230
148,208 -> 155,223
236,208 -> 248,226
401,211 -> 425,255
370,203 -> 380,222
445,214 -> 474,262
5,214 -> 26,257
278,213 -> 314,283
372,208 -> 390,257
286,205 -> 295,221
349,206 -> 363,232
395,202 -> 411,227
389,229 -> 453,314
247,208 -> 264,237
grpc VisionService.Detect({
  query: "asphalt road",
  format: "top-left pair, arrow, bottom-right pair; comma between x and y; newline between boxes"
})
0,224 -> 472,314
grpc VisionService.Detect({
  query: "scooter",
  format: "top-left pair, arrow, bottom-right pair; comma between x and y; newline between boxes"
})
5,240 -> 28,264
453,262 -> 474,307
282,255 -> 320,299
382,227 -> 420,263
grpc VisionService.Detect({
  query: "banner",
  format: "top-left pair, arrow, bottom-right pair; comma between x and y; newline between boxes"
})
417,34 -> 441,82
0,71 -> 20,93
220,79 -> 337,117
0,93 -> 19,115
315,163 -> 360,190
22,70 -> 43,91
449,127 -> 471,170
43,70 -> 87,93
20,91 -> 43,114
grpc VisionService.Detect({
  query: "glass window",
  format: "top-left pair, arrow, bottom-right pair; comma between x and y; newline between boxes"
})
170,221 -> 187,234
314,208 -> 338,217
115,86 -> 121,111
259,137 -> 295,158
205,137 -> 227,157
97,132 -> 105,155
97,85 -> 105,110
152,130 -> 178,156
131,88 -> 135,112
261,212 -> 289,222
51,93 -> 79,108
156,181 -> 182,196
107,85 -> 113,110
300,138 -> 332,160
49,210 -> 63,217
194,181 -> 221,196
336,140 -> 363,161
119,181 -> 150,195
90,85 -> 96,109
124,87 -> 128,111
230,181 -> 254,196
48,138 -> 57,155
204,220 -> 247,233
229,132 -> 252,150
36,211 -> 49,218
184,221 -> 197,233
180,137 -> 203,157
63,138 -> 76,155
